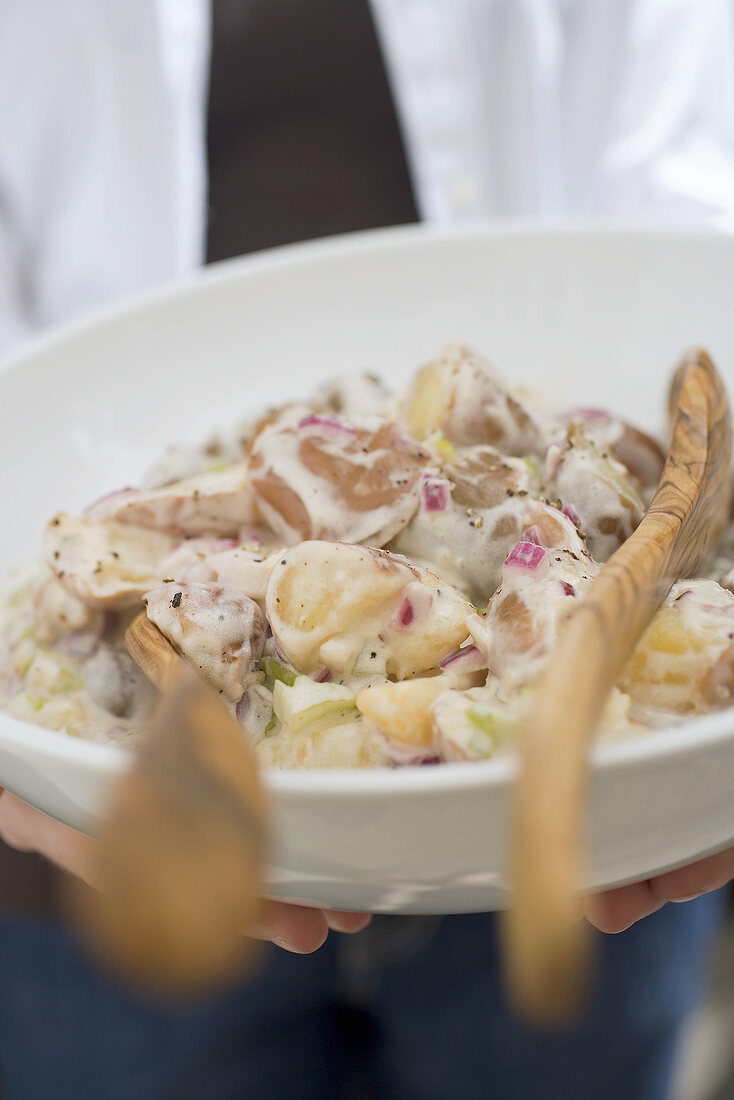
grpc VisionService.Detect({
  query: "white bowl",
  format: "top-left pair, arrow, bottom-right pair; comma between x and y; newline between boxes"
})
1,223 -> 733,914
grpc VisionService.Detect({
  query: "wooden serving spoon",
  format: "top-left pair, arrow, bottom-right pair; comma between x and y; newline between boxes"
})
504,348 -> 732,1022
69,614 -> 268,996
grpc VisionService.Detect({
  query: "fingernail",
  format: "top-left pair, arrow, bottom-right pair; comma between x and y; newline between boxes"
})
272,936 -> 304,953
325,914 -> 371,934
671,893 -> 703,903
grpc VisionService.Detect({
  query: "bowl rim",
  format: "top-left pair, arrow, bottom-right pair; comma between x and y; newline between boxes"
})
0,218 -> 728,382
0,706 -> 731,799
2,218 -> 733,802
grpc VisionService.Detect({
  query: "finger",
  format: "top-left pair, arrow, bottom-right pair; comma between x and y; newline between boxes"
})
650,847 -> 734,903
248,901 -> 329,953
0,792 -> 98,886
324,910 -> 372,934
584,880 -> 665,934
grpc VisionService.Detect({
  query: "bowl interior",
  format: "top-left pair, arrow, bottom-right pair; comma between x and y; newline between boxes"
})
2,222 -> 734,787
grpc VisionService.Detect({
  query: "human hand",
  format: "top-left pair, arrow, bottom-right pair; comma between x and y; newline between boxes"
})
585,847 -> 734,933
0,789 -> 370,952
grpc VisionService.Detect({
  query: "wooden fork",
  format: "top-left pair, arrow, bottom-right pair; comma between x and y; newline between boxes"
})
70,614 -> 268,995
505,348 -> 732,1021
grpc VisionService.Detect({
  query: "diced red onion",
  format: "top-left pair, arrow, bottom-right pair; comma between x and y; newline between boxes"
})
235,693 -> 250,724
439,644 -> 486,673
310,667 -> 332,683
100,611 -> 118,640
387,744 -> 442,767
83,487 -> 138,520
398,598 -> 413,626
544,443 -> 563,480
559,580 -> 575,597
105,725 -> 127,741
60,631 -> 101,660
236,688 -> 273,744
180,561 -> 217,583
566,407 -> 611,423
562,503 -> 581,527
238,528 -> 264,546
263,637 -> 288,661
208,538 -> 239,553
395,583 -> 434,629
298,413 -> 358,438
522,525 -> 544,547
421,475 -> 450,513
503,541 -> 549,577
674,588 -> 693,603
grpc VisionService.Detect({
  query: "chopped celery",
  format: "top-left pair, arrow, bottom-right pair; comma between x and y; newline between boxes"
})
262,656 -> 297,690
467,707 -> 498,757
522,456 -> 541,482
5,580 -> 34,609
273,675 -> 357,735
25,693 -> 46,713
433,434 -> 457,465
54,667 -> 85,694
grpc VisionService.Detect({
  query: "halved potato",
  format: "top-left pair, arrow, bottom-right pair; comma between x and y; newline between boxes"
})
266,541 -> 479,679
544,423 -> 645,562
248,413 -> 433,546
45,514 -> 176,610
356,677 -> 446,748
394,343 -> 544,454
144,581 -> 265,703
86,463 -> 258,538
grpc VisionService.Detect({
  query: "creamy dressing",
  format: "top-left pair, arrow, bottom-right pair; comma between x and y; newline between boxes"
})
3,346 -> 734,766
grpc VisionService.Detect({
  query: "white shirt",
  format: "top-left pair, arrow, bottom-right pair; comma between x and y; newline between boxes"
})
1,0 -> 733,355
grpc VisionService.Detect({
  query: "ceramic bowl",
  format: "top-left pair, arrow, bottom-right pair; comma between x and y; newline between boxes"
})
1,223 -> 733,913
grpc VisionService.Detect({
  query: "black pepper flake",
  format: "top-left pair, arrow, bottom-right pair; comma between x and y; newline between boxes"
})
172,591 -> 182,609
370,651 -> 377,659
506,489 -> 515,497
281,560 -> 287,566
517,490 -> 528,497
111,551 -> 120,559
53,551 -> 60,560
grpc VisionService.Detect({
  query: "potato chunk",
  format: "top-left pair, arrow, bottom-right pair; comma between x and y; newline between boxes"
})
266,541 -> 479,679
544,423 -> 644,561
144,581 -> 266,703
86,463 -> 257,538
248,413 -> 433,546
394,343 -> 544,454
45,514 -> 175,610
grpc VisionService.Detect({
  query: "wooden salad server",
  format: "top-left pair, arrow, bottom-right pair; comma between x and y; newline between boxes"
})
505,348 -> 732,1022
70,613 -> 268,995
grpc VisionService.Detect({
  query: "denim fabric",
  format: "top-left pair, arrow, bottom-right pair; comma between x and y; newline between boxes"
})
0,893 -> 724,1100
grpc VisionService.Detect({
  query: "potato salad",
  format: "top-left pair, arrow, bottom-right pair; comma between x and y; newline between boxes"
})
3,343 -> 734,768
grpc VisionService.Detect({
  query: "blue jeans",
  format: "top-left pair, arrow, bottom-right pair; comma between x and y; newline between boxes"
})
0,894 -> 724,1100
